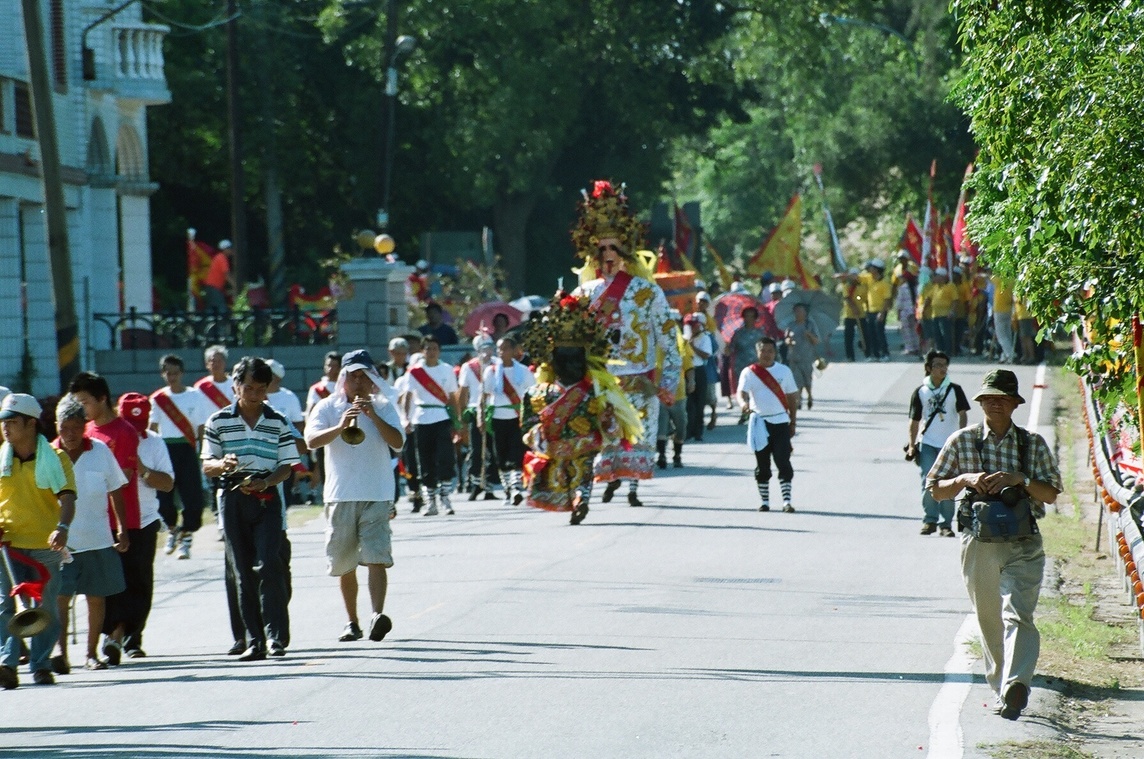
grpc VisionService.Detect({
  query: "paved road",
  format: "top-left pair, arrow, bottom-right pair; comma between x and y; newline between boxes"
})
1,357 -> 1057,758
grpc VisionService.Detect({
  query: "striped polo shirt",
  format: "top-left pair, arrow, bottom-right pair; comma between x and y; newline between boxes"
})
201,403 -> 300,474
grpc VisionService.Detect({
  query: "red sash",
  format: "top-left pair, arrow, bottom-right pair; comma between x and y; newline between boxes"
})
502,372 -> 521,407
750,363 -> 789,409
409,366 -> 450,406
151,389 -> 197,445
589,270 -> 633,324
311,382 -> 331,400
195,377 -> 231,409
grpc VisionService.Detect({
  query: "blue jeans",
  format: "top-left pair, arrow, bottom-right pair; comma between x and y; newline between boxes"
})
1,547 -> 62,673
919,443 -> 954,528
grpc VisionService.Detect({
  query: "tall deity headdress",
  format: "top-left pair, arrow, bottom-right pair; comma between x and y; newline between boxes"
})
570,180 -> 647,262
520,291 -> 612,364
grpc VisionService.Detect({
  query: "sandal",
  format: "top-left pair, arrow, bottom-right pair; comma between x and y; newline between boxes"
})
85,657 -> 108,671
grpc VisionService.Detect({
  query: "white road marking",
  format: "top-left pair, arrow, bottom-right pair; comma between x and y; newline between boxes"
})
926,363 -> 1048,758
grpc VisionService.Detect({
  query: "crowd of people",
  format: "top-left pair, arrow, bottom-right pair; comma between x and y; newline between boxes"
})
0,180 -> 1060,725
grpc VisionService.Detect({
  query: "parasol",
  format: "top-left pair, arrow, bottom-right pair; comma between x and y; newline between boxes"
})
462,301 -> 522,338
714,292 -> 766,343
509,295 -> 549,314
772,289 -> 841,339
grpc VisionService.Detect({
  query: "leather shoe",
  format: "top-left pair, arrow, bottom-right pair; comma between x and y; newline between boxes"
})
1000,682 -> 1029,720
267,640 -> 286,657
368,613 -> 392,642
237,644 -> 267,662
227,639 -> 248,656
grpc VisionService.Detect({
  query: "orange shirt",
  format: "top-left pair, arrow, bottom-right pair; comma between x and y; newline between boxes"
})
204,252 -> 230,289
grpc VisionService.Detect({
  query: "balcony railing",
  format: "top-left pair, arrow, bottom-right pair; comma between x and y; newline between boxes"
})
91,308 -> 337,351
83,22 -> 171,104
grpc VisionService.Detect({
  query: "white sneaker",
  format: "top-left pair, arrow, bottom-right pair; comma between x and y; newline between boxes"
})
441,494 -> 454,515
176,534 -> 192,560
163,530 -> 178,555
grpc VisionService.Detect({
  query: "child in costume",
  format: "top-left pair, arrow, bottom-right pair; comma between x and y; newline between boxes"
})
519,292 -> 641,525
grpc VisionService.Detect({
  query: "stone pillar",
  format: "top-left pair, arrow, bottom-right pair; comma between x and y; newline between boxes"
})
0,198 -> 25,387
337,258 -> 413,354
118,192 -> 153,313
19,205 -> 57,396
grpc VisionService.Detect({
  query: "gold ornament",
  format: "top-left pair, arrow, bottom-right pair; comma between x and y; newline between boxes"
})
374,234 -> 396,254
355,229 -> 377,249
570,180 -> 646,262
520,291 -> 613,362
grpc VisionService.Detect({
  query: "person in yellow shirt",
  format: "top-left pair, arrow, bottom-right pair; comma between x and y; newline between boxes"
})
0,394 -> 77,689
860,260 -> 892,361
990,274 -> 1017,363
918,267 -> 957,354
835,268 -> 868,361
657,310 -> 692,469
1014,298 -> 1038,364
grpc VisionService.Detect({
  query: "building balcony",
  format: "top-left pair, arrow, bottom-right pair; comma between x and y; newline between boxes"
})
83,23 -> 171,105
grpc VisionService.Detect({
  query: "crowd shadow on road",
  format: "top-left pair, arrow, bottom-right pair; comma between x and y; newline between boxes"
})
0,742 -> 478,759
578,520 -> 809,534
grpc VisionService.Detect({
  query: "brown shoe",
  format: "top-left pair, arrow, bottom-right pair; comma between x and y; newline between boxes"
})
920,523 -> 937,535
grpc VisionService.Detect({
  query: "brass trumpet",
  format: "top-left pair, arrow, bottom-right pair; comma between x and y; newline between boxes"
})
1,544 -> 51,638
341,415 -> 366,445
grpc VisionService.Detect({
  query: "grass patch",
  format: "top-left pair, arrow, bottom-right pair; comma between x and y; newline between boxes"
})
287,504 -> 323,529
984,740 -> 1094,759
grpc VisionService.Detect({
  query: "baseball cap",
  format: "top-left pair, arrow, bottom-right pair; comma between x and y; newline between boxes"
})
0,393 -> 42,421
118,392 -> 152,434
341,349 -> 375,374
267,359 -> 286,379
218,239 -> 232,250
780,280 -> 797,292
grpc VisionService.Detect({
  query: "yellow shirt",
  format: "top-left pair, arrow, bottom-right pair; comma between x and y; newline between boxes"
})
861,273 -> 892,313
991,276 -> 1014,313
952,280 -> 972,318
674,326 -> 694,402
0,446 -> 76,549
922,282 -> 958,318
892,260 -> 918,287
842,278 -> 867,319
1014,299 -> 1033,320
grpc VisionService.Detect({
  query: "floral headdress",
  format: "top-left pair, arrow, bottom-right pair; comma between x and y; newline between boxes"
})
520,291 -> 612,361
570,180 -> 646,261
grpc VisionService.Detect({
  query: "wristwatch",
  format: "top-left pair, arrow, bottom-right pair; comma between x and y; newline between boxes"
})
1021,474 -> 1030,487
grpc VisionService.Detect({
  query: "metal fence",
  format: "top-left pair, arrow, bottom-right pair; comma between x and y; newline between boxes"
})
91,307 -> 337,350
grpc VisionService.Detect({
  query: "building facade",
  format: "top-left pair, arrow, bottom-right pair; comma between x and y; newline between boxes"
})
0,0 -> 168,394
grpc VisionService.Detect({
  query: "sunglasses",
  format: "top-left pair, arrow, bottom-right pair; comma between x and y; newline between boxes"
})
596,244 -> 622,254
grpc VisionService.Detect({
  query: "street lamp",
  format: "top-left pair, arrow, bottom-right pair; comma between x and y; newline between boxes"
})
818,12 -> 920,74
378,33 -> 417,230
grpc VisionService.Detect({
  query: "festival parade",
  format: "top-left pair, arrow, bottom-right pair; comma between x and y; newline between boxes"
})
2,2 -> 1144,758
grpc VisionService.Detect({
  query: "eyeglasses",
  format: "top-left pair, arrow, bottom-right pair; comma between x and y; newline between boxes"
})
596,244 -> 622,254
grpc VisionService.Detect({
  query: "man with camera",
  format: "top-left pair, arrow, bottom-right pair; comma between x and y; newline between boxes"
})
906,350 -> 970,537
927,370 -> 1061,721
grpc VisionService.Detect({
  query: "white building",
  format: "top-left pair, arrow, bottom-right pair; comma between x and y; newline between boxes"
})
0,0 -> 168,394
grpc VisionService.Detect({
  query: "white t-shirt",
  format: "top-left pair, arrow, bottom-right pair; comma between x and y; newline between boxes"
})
457,359 -> 488,410
306,379 -> 336,414
482,362 -> 536,420
149,387 -> 214,442
66,439 -> 129,553
268,388 -> 304,424
690,333 -> 714,363
738,362 -> 798,422
137,431 -> 174,529
404,363 -> 458,425
308,394 -> 405,502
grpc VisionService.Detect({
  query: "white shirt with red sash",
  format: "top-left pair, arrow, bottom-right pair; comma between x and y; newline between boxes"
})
482,361 -> 536,420
194,376 -> 235,410
738,362 -> 798,451
457,358 -> 488,411
306,379 -> 335,415
149,387 -> 213,444
405,363 -> 458,426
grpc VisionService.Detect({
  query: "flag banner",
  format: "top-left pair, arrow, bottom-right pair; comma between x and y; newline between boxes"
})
899,215 -> 923,264
187,237 -> 215,304
704,241 -> 735,291
921,199 -> 935,270
952,163 -> 978,260
811,166 -> 846,273
746,194 -> 815,288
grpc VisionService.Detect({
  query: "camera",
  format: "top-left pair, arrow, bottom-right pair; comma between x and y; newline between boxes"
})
998,485 -> 1027,507
903,444 -> 917,462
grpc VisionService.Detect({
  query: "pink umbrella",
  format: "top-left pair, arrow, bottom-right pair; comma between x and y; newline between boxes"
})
713,292 -> 766,343
463,301 -> 522,338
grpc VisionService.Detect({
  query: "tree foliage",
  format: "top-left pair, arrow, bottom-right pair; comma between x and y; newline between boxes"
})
952,0 -> 1144,413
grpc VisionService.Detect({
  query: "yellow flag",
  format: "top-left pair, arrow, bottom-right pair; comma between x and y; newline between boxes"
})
746,194 -> 814,288
704,241 -> 734,291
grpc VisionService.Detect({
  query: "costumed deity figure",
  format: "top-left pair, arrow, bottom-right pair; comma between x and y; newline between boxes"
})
570,181 -> 681,507
519,293 -> 641,525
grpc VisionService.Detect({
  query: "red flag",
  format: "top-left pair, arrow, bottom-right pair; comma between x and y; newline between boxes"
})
655,242 -> 673,274
952,163 -> 978,260
899,215 -> 923,264
673,204 -> 693,270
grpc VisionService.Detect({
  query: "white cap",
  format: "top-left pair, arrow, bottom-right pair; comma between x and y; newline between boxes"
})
934,266 -> 949,276
218,239 -> 232,250
388,337 -> 409,351
768,283 -> 782,293
780,280 -> 797,291
695,291 -> 710,303
0,386 -> 10,405
0,393 -> 42,420
266,359 -> 286,379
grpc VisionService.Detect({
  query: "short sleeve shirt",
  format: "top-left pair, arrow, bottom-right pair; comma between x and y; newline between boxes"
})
201,404 -> 300,474
0,443 -> 76,549
63,439 -> 129,552
149,387 -> 213,442
137,431 -> 174,528
457,360 -> 486,410
86,417 -> 142,529
908,382 -> 971,449
482,362 -> 537,420
406,363 -> 459,425
309,394 -> 405,502
267,388 -> 304,425
738,362 -> 798,422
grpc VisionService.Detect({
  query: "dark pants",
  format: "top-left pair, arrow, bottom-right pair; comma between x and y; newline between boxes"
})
106,520 -> 160,651
754,422 -> 794,482
158,441 -> 206,533
491,417 -> 525,471
226,529 -> 292,645
401,438 -> 420,497
415,420 -> 456,489
468,416 -> 501,484
843,318 -> 862,361
863,314 -> 888,358
932,316 -> 953,353
686,372 -> 708,440
953,317 -> 968,356
221,490 -> 289,647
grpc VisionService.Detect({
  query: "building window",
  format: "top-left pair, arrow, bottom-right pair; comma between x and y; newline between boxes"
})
51,0 -> 67,90
14,81 -> 35,139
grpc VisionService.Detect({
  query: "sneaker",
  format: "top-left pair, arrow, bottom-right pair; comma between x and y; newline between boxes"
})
758,504 -> 770,512
0,665 -> 17,690
338,621 -> 363,642
84,657 -> 108,671
124,648 -> 146,659
939,526 -> 956,538
368,613 -> 393,642
176,534 -> 192,560
920,523 -> 937,535
102,638 -> 123,666
268,640 -> 286,657
441,494 -> 454,515
782,503 -> 795,513
237,643 -> 267,662
32,669 -> 55,686
163,530 -> 178,555
1000,682 -> 1029,720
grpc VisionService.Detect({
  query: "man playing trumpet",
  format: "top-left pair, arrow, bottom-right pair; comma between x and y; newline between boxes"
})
0,394 -> 77,688
306,350 -> 405,644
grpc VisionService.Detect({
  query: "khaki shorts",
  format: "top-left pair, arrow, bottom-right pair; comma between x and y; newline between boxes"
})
324,500 -> 394,576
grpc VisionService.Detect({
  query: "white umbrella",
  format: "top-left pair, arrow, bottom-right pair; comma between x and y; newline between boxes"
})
510,295 -> 548,314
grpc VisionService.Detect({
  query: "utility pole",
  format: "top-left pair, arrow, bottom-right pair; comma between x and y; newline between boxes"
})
226,0 -> 248,289
377,0 -> 396,230
20,0 -> 80,388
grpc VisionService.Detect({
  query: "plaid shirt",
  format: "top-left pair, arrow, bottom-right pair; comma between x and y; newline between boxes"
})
926,422 -> 1062,519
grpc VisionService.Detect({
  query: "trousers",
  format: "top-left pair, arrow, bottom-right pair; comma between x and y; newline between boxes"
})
753,422 -> 794,482
919,443 -> 955,528
414,420 -> 456,489
158,441 -> 206,533
221,490 -> 290,647
0,547 -> 61,673
106,520 -> 160,652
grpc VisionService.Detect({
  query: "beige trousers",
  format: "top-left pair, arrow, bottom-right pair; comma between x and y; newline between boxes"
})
960,533 -> 1045,695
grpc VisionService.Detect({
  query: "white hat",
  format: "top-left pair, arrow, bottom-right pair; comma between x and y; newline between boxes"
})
218,239 -> 232,250
266,359 -> 286,379
780,280 -> 797,291
768,283 -> 782,293
695,291 -> 710,303
934,266 -> 949,276
0,386 -> 10,405
0,393 -> 42,420
388,337 -> 409,351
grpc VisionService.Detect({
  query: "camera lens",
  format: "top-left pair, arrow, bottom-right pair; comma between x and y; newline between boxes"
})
999,486 -> 1023,507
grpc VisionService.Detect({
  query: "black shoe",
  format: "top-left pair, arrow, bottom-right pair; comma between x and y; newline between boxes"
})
1000,682 -> 1029,720
237,644 -> 267,662
0,665 -> 17,690
939,526 -> 956,538
512,492 -> 524,506
227,639 -> 248,656
758,504 -> 770,512
410,495 -> 423,513
468,487 -> 482,502
338,622 -> 363,642
601,481 -> 620,503
569,500 -> 589,526
628,491 -> 643,508
483,491 -> 498,500
124,648 -> 146,659
782,503 -> 795,513
656,455 -> 667,469
32,669 -> 55,686
920,523 -> 937,535
50,654 -> 70,675
102,638 -> 122,666
268,640 -> 286,657
673,457 -> 682,468
369,613 -> 393,642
